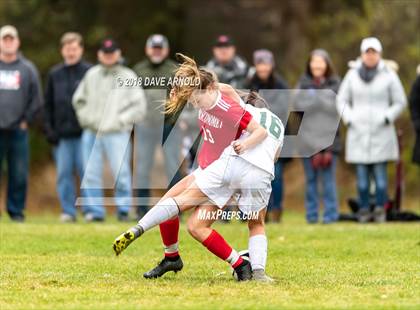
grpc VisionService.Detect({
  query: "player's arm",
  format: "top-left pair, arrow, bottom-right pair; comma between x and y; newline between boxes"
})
233,119 -> 267,154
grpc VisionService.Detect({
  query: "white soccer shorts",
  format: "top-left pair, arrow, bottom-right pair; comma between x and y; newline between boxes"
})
193,154 -> 272,214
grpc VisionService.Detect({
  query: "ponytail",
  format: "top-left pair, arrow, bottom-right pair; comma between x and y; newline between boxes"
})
165,53 -> 217,115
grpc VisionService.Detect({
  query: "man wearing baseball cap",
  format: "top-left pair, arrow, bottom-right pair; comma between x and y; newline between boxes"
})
132,34 -> 182,218
337,37 -> 407,223
206,34 -> 249,89
72,37 -> 147,222
0,25 -> 42,222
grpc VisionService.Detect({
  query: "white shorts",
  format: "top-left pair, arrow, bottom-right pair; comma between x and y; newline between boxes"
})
193,154 -> 272,214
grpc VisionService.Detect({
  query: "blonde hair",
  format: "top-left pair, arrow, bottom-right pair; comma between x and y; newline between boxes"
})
60,32 -> 83,47
165,53 -> 217,115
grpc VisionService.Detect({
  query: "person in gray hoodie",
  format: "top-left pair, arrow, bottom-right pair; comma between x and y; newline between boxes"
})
337,37 -> 406,223
72,38 -> 146,222
0,25 -> 42,222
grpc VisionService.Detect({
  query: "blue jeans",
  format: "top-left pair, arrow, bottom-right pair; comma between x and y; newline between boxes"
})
355,163 -> 388,210
0,129 -> 29,218
134,123 -> 182,215
302,156 -> 339,223
268,161 -> 284,211
81,130 -> 132,219
53,137 -> 84,217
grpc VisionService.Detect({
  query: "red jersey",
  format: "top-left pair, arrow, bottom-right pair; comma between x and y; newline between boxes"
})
197,91 -> 253,169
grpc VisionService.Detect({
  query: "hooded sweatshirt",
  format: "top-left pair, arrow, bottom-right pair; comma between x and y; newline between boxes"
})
0,55 -> 42,129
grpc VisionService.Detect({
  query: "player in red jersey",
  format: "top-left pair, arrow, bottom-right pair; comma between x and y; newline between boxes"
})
113,55 -> 282,282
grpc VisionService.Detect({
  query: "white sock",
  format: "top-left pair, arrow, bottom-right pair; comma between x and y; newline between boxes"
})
164,242 -> 179,256
138,198 -> 180,232
249,234 -> 267,271
226,249 -> 241,267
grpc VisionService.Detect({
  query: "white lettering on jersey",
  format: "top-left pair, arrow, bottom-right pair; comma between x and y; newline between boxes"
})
198,109 -> 223,129
227,104 -> 284,176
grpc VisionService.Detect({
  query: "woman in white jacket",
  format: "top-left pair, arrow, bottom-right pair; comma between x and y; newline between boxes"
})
336,37 -> 406,223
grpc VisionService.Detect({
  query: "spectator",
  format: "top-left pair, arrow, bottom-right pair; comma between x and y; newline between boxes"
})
44,32 -> 91,222
246,49 -> 288,222
132,34 -> 182,218
206,35 -> 249,88
409,69 -> 420,165
295,49 -> 341,224
72,38 -> 146,222
0,25 -> 42,222
337,37 -> 406,223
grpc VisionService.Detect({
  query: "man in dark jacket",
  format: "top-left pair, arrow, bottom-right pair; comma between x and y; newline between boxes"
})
409,72 -> 420,165
132,34 -> 182,217
0,25 -> 42,222
44,32 -> 91,222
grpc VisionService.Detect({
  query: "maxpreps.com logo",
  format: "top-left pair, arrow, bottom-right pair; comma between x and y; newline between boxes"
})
197,209 -> 259,221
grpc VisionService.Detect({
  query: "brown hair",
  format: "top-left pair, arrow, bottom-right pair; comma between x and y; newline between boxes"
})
60,32 -> 83,47
165,53 -> 217,115
306,49 -> 335,79
237,90 -> 268,108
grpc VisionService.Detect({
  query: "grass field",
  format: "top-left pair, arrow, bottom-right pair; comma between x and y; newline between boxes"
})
1,212 -> 419,310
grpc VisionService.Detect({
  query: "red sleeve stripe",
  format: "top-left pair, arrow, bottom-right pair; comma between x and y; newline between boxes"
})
240,111 -> 253,130
235,110 -> 253,139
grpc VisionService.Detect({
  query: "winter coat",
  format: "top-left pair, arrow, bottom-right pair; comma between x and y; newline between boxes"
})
44,60 -> 91,141
132,58 -> 177,126
336,60 -> 406,164
206,56 -> 249,89
72,64 -> 147,133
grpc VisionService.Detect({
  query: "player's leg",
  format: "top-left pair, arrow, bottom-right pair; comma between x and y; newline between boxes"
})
143,174 -> 196,279
236,157 -> 274,282
113,181 -> 208,255
186,205 -> 252,281
247,208 -> 274,282
158,174 -> 195,258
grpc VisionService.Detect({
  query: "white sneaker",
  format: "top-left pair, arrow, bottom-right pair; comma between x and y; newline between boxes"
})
84,213 -> 104,222
252,269 -> 275,283
60,213 -> 76,223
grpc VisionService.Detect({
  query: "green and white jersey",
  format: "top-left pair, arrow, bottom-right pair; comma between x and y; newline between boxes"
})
235,104 -> 284,176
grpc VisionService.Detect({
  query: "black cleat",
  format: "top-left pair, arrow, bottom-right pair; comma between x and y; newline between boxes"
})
143,256 -> 183,279
234,259 -> 252,281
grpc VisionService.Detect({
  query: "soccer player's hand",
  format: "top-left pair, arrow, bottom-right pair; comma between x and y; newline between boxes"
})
113,230 -> 135,256
232,140 -> 247,155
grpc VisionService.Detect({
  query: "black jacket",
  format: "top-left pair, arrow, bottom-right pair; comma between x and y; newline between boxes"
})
44,60 -> 91,143
409,75 -> 420,164
247,72 -> 288,91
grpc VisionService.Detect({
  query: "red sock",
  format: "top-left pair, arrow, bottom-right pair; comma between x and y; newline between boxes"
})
159,217 -> 180,257
202,229 -> 243,267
